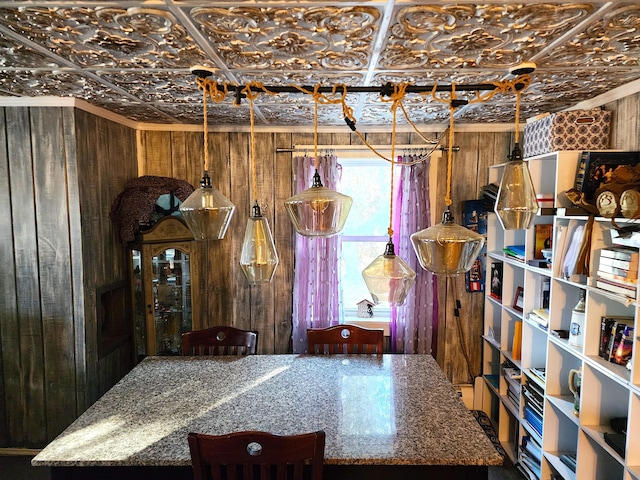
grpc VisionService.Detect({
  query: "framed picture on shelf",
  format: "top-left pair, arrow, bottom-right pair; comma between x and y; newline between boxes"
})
490,263 -> 503,300
534,224 -> 553,259
513,287 -> 524,312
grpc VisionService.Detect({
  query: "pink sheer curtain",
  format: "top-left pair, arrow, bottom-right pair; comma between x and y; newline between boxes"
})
391,153 -> 439,355
291,154 -> 344,353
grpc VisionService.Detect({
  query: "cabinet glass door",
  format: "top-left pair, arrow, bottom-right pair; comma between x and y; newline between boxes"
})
152,248 -> 192,355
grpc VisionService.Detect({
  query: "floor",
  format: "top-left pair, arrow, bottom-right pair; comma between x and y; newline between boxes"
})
0,454 -> 523,480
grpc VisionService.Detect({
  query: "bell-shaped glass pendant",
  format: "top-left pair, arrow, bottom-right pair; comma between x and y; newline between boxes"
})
411,209 -> 485,276
240,202 -> 279,285
495,143 -> 538,230
362,241 -> 416,306
284,171 -> 353,237
179,172 -> 235,241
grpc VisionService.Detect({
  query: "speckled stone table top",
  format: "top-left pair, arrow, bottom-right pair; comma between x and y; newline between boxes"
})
32,354 -> 503,468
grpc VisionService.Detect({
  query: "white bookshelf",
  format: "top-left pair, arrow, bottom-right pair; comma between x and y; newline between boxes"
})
482,151 -> 640,480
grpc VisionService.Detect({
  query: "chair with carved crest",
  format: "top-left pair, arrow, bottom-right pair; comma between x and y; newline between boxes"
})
181,326 -> 258,356
307,324 -> 384,354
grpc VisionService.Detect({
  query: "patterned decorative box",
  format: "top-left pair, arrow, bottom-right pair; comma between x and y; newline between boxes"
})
523,109 -> 611,158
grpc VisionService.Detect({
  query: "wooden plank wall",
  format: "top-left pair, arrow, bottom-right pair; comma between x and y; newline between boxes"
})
138,128 -> 509,382
0,107 -> 137,448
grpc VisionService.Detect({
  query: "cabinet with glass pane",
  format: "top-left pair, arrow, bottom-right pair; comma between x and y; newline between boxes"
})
129,216 -> 200,361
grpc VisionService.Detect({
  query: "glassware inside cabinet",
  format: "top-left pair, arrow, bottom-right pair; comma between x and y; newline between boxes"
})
152,248 -> 192,355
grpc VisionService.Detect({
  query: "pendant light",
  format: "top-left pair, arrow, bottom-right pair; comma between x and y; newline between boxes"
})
495,80 -> 538,230
362,84 -> 416,306
411,91 -> 485,276
240,85 -> 279,285
284,86 -> 353,237
180,67 -> 235,240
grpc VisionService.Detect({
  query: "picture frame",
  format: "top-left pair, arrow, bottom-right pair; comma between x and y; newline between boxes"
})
513,287 -> 524,312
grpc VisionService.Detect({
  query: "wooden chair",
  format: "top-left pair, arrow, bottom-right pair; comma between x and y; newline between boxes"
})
307,324 -> 384,354
188,430 -> 325,480
181,326 -> 258,356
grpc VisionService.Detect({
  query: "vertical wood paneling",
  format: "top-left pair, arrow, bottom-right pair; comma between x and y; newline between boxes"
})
143,131 -> 172,176
31,107 -> 76,441
274,132 -> 294,353
170,131 -> 187,180
228,132 -> 253,339
0,108 -> 14,446
5,107 -> 46,447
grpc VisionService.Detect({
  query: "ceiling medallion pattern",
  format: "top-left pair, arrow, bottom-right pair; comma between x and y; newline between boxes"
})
191,6 -> 380,70
0,2 -> 639,126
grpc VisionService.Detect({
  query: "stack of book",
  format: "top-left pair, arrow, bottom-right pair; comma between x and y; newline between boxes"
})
599,316 -> 635,365
528,308 -> 549,330
595,247 -> 639,299
503,245 -> 525,263
518,435 -> 542,480
502,362 -> 521,410
523,379 -> 544,438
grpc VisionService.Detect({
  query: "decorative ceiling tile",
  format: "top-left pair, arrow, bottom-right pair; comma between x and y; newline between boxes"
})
0,1 -> 638,126
189,5 -> 381,70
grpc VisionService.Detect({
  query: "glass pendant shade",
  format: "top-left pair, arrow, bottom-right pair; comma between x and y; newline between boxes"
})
284,171 -> 353,237
240,202 -> 279,285
495,143 -> 538,230
411,209 -> 485,276
362,241 -> 416,306
179,172 -> 235,241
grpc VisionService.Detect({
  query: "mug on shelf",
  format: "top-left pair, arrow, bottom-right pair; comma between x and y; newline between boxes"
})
568,367 -> 582,417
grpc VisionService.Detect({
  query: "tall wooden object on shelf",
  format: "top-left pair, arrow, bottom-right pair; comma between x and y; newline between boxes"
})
482,150 -> 640,480
128,216 -> 201,361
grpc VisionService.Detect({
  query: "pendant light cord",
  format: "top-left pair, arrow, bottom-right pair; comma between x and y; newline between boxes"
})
313,85 -> 320,171
386,83 -> 407,238
203,86 -> 209,172
514,89 -> 521,144
242,84 -> 261,203
445,85 -> 457,208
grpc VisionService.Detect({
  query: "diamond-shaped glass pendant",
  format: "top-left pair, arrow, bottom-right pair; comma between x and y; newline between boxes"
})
284,171 -> 353,237
495,143 -> 538,230
240,202 -> 279,285
411,209 -> 485,276
179,171 -> 235,241
362,241 -> 416,306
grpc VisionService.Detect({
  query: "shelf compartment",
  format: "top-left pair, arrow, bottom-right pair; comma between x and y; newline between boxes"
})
543,399 -> 578,459
627,391 -> 640,474
578,429 -> 625,478
546,394 -> 580,426
543,451 -> 577,480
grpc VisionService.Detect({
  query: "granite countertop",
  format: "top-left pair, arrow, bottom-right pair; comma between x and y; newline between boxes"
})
32,354 -> 503,468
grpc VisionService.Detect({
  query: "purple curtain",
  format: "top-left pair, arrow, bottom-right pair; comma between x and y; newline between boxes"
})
291,154 -> 344,353
390,153 -> 439,355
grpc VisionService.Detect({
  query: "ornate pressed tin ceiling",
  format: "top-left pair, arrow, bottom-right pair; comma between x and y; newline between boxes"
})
0,1 -> 639,127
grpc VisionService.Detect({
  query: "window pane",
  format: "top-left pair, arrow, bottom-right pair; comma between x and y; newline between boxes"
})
341,240 -> 390,314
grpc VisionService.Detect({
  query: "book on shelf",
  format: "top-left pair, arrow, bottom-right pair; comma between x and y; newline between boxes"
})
540,277 -> 550,310
561,222 -> 587,282
596,270 -> 638,286
503,244 -> 525,262
598,255 -> 639,274
490,262 -> 503,300
595,278 -> 637,299
600,246 -> 639,262
611,324 -> 634,365
521,435 -> 543,463
605,318 -> 635,362
524,405 -> 543,436
533,224 -> 552,259
559,453 -> 577,473
599,317 -> 624,359
528,367 -> 546,385
528,309 -> 549,329
598,261 -> 638,279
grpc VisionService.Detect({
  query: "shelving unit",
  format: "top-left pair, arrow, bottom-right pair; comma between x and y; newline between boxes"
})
482,151 -> 640,480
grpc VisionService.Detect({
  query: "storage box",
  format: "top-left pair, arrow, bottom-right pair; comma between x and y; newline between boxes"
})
523,109 -> 611,158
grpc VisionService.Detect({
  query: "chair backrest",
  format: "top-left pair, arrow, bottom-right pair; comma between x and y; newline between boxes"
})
181,326 -> 258,356
188,430 -> 325,480
307,324 -> 384,354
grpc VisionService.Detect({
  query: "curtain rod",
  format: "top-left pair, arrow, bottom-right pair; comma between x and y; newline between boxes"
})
276,144 -> 460,154
219,83 -> 514,95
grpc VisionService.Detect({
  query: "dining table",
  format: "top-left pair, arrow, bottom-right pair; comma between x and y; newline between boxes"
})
32,354 -> 504,479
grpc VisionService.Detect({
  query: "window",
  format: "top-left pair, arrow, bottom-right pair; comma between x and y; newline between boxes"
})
339,155 -> 398,327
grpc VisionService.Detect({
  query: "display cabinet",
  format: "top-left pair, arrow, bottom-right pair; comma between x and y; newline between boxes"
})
129,216 -> 201,360
482,150 -> 640,480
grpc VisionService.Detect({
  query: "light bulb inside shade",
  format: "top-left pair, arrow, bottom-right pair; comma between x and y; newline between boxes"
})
411,210 -> 485,276
284,171 -> 352,237
495,144 -> 538,230
179,172 -> 235,241
240,203 -> 279,285
362,242 -> 416,306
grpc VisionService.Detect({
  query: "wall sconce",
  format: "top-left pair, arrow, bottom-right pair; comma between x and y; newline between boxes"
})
180,67 -> 235,240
